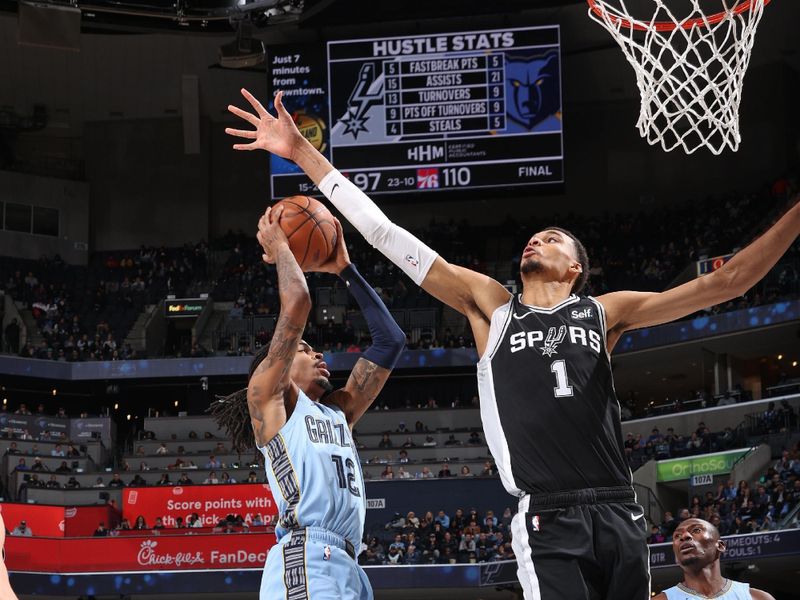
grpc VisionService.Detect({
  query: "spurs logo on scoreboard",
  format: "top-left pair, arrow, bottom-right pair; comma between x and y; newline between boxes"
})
416,168 -> 440,189
339,63 -> 384,139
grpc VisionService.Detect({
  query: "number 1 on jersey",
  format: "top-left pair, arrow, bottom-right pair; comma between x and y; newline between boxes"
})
550,360 -> 574,398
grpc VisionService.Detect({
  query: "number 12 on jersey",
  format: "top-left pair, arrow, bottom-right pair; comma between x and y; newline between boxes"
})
331,454 -> 361,497
550,360 -> 574,398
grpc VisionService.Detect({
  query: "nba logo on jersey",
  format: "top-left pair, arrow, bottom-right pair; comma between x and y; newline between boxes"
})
323,545 -> 331,561
531,515 -> 540,532
417,168 -> 439,188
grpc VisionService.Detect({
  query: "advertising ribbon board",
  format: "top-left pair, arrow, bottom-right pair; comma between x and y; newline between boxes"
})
656,448 -> 752,483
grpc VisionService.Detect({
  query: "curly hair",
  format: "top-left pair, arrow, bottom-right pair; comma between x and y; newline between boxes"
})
207,343 -> 271,453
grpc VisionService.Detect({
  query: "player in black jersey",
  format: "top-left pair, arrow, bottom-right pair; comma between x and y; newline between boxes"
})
226,89 -> 800,600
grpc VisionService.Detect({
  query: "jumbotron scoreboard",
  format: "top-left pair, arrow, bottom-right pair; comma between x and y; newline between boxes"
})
268,25 -> 563,198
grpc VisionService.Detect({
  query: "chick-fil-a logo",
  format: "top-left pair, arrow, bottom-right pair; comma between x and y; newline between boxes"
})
136,540 -> 205,567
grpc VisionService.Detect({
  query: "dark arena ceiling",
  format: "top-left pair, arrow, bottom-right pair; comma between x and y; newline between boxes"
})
0,0 -> 586,34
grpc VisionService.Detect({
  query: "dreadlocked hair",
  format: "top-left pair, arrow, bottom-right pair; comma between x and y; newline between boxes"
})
207,343 -> 271,453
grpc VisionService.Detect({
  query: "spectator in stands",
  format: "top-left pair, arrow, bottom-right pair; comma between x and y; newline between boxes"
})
56,408 -> 67,418
251,514 -> 264,527
460,466 -> 474,477
437,463 -> 452,478
660,511 -> 678,537
435,510 -> 450,529
177,473 -> 193,485
50,444 -> 65,457
173,517 -> 185,529
401,436 -> 416,448
405,544 -> 420,565
468,432 -> 482,445
716,392 -> 736,407
417,467 -> 433,479
481,461 -> 495,477
205,455 -> 221,469
31,457 -> 47,472
10,521 -> 32,537
246,471 -> 258,483
4,443 -> 19,456
414,420 -> 426,432
153,517 -> 165,530
220,471 -> 236,484
115,519 -> 131,531
648,525 -> 665,544
45,474 -> 61,489
203,471 -> 220,484
93,523 -> 109,537
65,476 -> 80,489
155,443 -> 168,455
93,477 -> 105,488
107,473 -> 125,488
13,459 -> 27,472
135,446 -> 146,457
14,404 -> 31,416
397,466 -> 411,479
130,474 -> 147,487
66,444 -> 80,458
397,449 -> 409,463
55,461 -> 71,473
133,516 -> 148,530
378,433 -> 393,449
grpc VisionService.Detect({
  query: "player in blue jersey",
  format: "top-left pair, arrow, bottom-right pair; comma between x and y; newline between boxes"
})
656,518 -> 775,600
210,203 -> 405,600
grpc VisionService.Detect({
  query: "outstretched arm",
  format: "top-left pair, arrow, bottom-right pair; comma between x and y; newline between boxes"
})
226,89 -> 510,355
311,220 -> 405,427
599,200 -> 799,349
247,206 -> 312,447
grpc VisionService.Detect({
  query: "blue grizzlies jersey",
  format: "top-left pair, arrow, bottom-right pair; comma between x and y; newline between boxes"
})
260,390 -> 366,546
664,581 -> 750,600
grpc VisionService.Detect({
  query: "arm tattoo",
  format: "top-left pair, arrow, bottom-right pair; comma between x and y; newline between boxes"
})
350,358 -> 380,394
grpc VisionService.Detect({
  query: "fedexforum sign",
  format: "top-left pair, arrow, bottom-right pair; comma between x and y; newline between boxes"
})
656,448 -> 753,483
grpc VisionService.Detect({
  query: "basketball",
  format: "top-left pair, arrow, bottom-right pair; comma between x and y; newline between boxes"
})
273,195 -> 337,270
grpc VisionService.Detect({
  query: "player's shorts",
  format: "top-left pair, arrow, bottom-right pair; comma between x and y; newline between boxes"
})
260,526 -> 373,600
510,486 -> 650,600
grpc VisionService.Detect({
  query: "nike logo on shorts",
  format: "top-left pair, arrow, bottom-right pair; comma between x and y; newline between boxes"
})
630,512 -> 645,521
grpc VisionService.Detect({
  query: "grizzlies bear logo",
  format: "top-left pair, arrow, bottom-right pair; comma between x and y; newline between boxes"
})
505,51 -> 561,132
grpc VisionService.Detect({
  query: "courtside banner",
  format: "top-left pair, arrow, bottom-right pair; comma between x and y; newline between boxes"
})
122,484 -> 277,527
5,533 -> 275,572
0,503 -> 116,538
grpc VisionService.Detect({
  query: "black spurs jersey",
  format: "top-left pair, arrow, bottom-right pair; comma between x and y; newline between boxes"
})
477,294 -> 631,496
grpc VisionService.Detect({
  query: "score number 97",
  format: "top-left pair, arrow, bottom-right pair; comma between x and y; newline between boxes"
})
350,172 -> 381,191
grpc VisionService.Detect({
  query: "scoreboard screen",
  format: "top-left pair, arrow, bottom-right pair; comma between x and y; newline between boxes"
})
268,25 -> 563,198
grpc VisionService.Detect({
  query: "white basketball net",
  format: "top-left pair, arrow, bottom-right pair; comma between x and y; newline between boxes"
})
587,0 -> 768,154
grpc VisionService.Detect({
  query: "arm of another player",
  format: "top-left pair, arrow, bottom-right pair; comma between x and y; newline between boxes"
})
312,219 -> 405,427
226,89 -> 511,354
0,515 -> 20,600
248,206 -> 312,447
599,200 -> 799,347
750,589 -> 776,600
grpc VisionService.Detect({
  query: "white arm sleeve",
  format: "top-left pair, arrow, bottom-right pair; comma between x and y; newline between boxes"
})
318,169 -> 438,286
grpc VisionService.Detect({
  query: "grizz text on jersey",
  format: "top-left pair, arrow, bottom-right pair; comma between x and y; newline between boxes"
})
305,415 -> 352,449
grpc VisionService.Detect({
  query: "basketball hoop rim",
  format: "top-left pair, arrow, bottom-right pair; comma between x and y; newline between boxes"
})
586,0 -> 770,32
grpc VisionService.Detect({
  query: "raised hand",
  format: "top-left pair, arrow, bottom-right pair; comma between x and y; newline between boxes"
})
256,205 -> 290,264
312,218 -> 351,275
226,89 -> 304,160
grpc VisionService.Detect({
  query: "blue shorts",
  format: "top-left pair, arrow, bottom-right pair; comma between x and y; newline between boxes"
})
260,527 -> 373,600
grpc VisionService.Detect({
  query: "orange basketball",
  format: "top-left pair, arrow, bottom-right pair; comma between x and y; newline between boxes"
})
272,196 -> 337,270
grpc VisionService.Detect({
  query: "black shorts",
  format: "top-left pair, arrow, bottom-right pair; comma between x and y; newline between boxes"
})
510,486 -> 651,600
